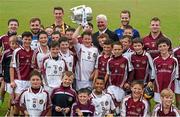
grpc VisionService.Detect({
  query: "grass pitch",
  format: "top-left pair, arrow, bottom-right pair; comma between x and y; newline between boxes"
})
0,0 -> 180,115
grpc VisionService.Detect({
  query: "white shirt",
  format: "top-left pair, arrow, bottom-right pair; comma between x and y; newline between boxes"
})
74,43 -> 98,81
91,90 -> 115,117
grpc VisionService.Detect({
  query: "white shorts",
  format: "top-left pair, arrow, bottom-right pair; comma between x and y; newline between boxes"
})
14,80 -> 30,94
76,80 -> 92,90
175,79 -> 180,94
107,85 -> 125,102
154,92 -> 161,103
5,83 -> 13,94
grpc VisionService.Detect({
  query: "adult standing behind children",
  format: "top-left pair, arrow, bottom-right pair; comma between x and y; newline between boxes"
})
51,7 -> 70,35
114,10 -> 140,40
92,14 -> 119,51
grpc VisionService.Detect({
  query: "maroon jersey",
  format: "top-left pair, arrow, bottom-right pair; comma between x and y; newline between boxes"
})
107,55 -> 129,87
154,55 -> 179,93
11,46 -> 33,80
153,104 -> 179,116
173,47 -> 180,79
71,101 -> 95,116
130,51 -> 155,82
95,54 -> 110,78
121,95 -> 148,117
143,32 -> 165,58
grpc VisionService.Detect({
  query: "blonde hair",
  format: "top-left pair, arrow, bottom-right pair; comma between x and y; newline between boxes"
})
160,88 -> 174,98
9,35 -> 18,43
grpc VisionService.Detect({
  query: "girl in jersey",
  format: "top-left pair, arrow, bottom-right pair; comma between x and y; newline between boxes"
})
17,70 -> 50,116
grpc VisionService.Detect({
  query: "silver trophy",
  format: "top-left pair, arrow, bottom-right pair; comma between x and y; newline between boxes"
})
70,5 -> 92,26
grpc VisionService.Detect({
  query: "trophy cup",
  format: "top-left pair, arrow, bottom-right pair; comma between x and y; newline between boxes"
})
70,5 -> 93,27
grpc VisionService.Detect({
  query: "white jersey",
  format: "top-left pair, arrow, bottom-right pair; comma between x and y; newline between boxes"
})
59,50 -> 74,72
32,46 -> 49,70
19,87 -> 49,117
42,54 -> 66,88
74,43 -> 98,81
90,90 -> 115,117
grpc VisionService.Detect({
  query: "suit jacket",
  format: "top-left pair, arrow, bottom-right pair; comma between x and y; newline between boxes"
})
92,28 -> 119,52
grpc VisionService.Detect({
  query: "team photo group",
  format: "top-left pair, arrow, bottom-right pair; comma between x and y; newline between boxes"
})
0,5 -> 180,117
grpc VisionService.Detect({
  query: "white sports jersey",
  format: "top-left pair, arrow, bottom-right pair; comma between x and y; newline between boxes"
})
42,54 -> 66,88
19,87 -> 49,116
32,46 -> 49,70
90,90 -> 115,117
59,50 -> 74,72
74,43 -> 98,81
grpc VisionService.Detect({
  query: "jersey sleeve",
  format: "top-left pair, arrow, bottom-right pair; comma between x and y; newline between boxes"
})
120,98 -> 127,117
106,59 -> 111,75
109,95 -> 116,111
142,99 -> 149,117
10,48 -> 20,68
74,43 -> 81,55
146,52 -> 156,80
31,50 -> 39,69
95,55 -> 100,69
173,57 -> 179,79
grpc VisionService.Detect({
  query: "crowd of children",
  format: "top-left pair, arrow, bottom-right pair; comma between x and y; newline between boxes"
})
0,6 -> 180,116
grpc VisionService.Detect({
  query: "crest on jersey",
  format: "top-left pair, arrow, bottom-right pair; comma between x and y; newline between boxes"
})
59,67 -> 62,71
136,108 -> 142,113
168,65 -> 173,69
68,97 -> 73,102
93,53 -> 97,58
120,64 -> 125,68
136,64 -> 140,68
39,99 -> 44,104
33,104 -> 36,108
105,101 -> 109,106
142,60 -> 146,64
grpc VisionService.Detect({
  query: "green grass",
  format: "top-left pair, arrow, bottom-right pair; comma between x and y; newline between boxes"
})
0,0 -> 180,115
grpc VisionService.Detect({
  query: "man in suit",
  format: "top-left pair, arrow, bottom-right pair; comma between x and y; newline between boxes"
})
92,14 -> 119,51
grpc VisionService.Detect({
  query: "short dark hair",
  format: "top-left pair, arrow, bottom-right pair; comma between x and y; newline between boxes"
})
22,31 -> 32,39
88,22 -> 93,29
124,25 -> 133,30
131,80 -> 144,88
103,39 -> 113,46
150,17 -> 160,23
156,37 -> 172,49
81,31 -> 92,38
78,88 -> 91,95
95,77 -> 105,83
52,31 -> 61,37
65,28 -> 75,33
113,41 -> 123,48
29,70 -> 42,81
30,17 -> 41,24
62,71 -> 74,79
8,18 -> 19,26
59,36 -> 69,44
50,41 -> 59,49
38,31 -> 48,39
97,33 -> 109,40
54,7 -> 64,13
121,10 -> 131,18
132,38 -> 144,45
121,35 -> 132,42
